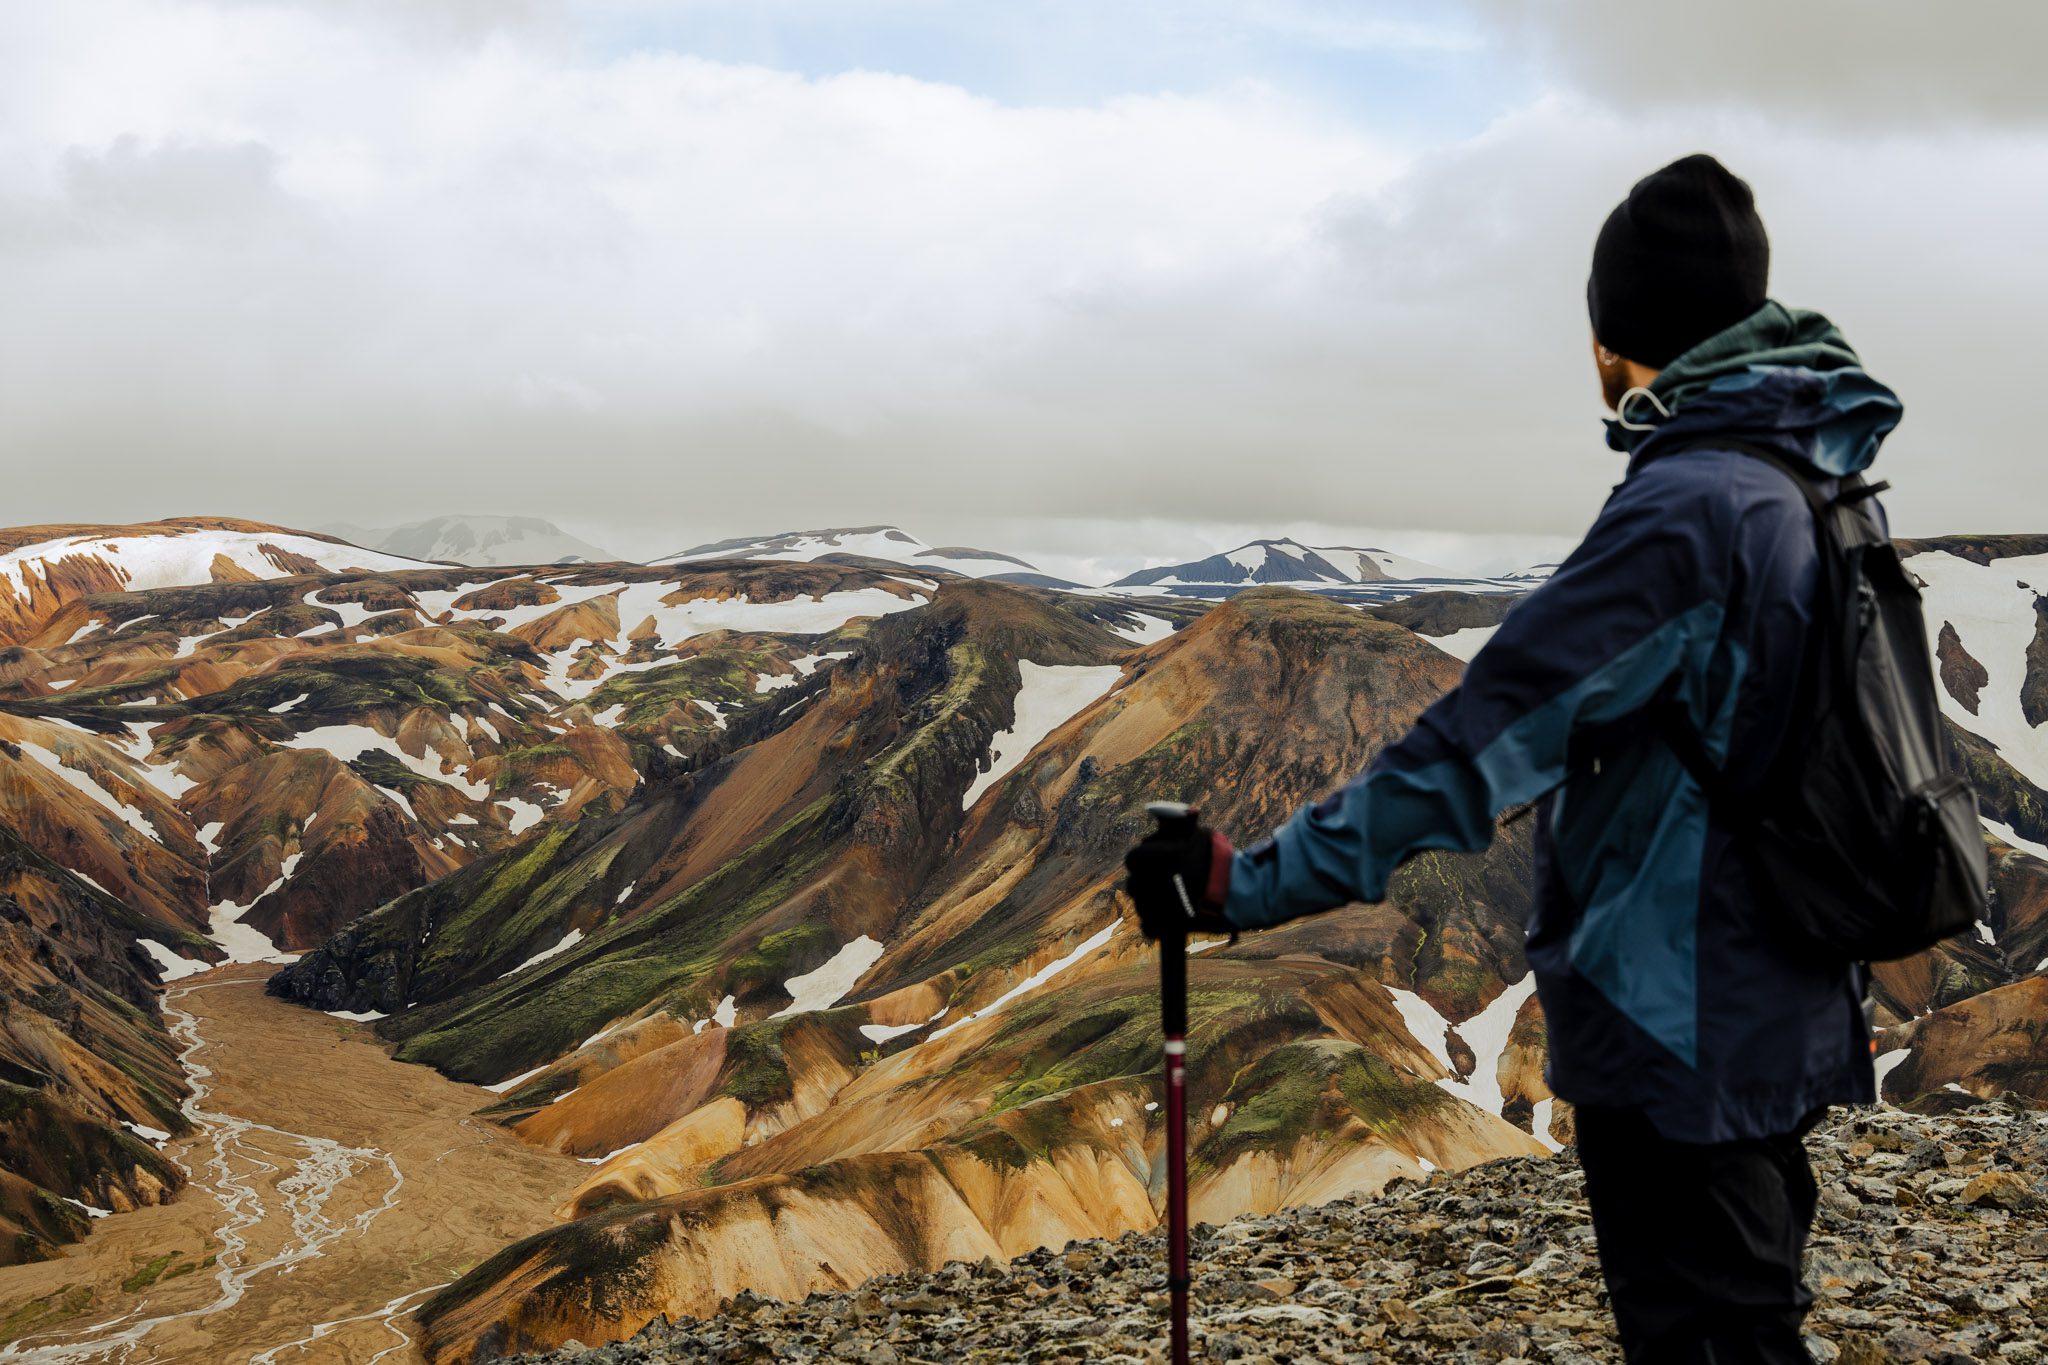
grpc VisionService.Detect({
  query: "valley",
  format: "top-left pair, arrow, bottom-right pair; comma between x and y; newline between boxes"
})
0,965 -> 580,1365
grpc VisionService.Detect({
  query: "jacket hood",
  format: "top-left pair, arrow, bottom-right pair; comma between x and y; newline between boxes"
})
1606,300 -> 1903,478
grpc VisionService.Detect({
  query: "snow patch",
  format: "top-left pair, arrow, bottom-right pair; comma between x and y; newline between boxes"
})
929,923 -> 1118,1041
1429,626 -> 1498,663
1110,613 -> 1176,645
122,1120 -> 171,1143
268,692 -> 310,714
15,739 -> 158,840
1384,987 -> 1455,1074
859,1006 -> 948,1045
482,1066 -> 545,1095
140,939 -> 207,981
577,1143 -> 643,1166
207,897 -> 295,964
1528,1097 -> 1564,1154
1389,975 -> 1537,1118
63,1198 -> 112,1219
326,1009 -> 387,1022
791,651 -> 852,675
961,662 -> 1123,809
276,724 -> 489,799
498,796 -> 548,835
772,935 -> 884,1017
502,928 -> 585,977
1985,818 -> 2048,864
1874,1047 -> 1913,1102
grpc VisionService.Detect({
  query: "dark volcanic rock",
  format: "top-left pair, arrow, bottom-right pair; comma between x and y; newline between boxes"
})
1936,620 -> 1989,715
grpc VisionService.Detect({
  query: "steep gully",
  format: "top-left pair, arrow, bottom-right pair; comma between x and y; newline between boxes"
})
0,967 -> 579,1364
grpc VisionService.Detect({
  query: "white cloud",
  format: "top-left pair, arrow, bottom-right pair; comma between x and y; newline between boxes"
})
0,2 -> 2044,552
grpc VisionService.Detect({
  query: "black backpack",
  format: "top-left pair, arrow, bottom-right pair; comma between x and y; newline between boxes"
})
1658,440 -> 1989,963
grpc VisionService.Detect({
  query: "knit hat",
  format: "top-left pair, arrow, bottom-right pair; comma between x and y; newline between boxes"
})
1587,154 -> 1770,369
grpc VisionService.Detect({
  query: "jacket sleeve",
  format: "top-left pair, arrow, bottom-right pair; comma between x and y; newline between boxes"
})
1221,461 -> 1734,931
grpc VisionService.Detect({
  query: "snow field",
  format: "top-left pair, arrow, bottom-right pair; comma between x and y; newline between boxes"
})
1909,551 -> 2048,790
657,528 -> 932,567
1386,975 -> 1541,1126
961,662 -> 1124,809
275,723 -> 490,800
0,529 -> 423,602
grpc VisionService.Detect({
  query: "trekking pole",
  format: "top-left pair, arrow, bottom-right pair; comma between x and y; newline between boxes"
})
1144,800 -> 1196,1365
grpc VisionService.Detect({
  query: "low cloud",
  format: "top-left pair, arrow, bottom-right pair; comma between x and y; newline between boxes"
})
1,1 -> 2043,557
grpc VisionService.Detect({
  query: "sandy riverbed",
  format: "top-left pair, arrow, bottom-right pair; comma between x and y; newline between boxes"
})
0,966 -> 581,1364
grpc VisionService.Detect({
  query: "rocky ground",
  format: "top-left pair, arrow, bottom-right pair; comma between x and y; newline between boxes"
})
513,1101 -> 2047,1365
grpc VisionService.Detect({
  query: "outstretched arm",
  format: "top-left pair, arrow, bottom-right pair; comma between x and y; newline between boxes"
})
1222,463 -> 1735,931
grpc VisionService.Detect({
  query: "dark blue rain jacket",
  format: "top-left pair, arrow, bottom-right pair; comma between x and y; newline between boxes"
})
1223,302 -> 1897,1142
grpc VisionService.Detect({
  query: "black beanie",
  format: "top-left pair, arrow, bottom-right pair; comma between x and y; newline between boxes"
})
1587,153 -> 1769,369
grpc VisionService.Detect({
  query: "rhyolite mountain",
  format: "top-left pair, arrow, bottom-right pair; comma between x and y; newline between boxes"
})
0,514 -> 2043,1357
0,536 -> 955,1264
0,518 -> 429,645
319,516 -> 621,568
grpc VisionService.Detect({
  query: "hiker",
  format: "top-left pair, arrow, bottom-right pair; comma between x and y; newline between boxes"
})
1125,155 -> 1897,1363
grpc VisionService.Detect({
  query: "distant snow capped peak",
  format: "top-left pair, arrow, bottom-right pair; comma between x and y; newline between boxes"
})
319,515 -> 617,568
650,526 -> 1063,584
1313,545 -> 1455,582
657,525 -> 932,566
1110,538 -> 1452,590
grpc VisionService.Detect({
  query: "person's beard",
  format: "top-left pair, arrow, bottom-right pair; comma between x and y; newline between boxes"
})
1599,358 -> 1633,413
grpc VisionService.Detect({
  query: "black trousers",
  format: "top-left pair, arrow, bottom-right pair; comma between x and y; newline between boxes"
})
1576,1105 -> 1818,1364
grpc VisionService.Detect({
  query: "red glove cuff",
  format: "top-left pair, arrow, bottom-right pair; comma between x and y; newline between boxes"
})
1204,831 -> 1235,909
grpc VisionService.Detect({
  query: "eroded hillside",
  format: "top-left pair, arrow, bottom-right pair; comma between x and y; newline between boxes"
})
3,519 -> 2045,1361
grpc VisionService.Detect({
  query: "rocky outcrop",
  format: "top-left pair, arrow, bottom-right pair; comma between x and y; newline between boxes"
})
2027,595 -> 2048,729
1936,620 -> 1989,714
1366,588 -> 1526,637
1881,977 -> 2048,1107
507,1103 -> 2048,1365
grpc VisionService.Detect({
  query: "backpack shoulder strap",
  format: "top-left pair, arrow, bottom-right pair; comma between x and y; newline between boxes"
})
1657,437 -> 1892,517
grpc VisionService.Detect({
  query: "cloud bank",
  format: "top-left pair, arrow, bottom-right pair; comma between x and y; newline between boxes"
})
2,1 -> 2044,557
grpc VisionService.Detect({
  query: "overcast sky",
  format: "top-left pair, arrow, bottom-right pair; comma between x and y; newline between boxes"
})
3,2 -> 2044,577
